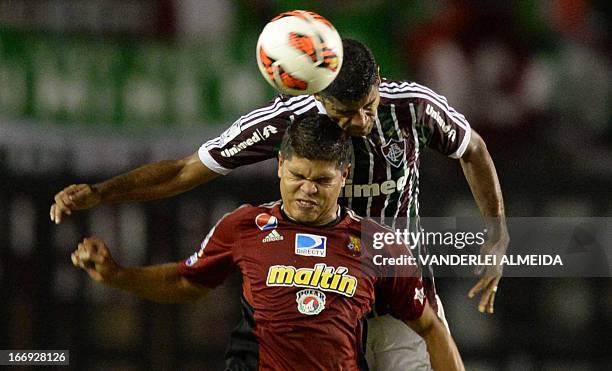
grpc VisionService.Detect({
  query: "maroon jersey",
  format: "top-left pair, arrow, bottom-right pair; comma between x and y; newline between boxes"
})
178,202 -> 425,370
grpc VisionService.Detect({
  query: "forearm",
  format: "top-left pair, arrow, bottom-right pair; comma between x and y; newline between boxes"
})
94,161 -> 187,203
460,133 -> 508,238
93,154 -> 218,204
107,263 -> 208,303
422,321 -> 465,371
406,304 -> 465,371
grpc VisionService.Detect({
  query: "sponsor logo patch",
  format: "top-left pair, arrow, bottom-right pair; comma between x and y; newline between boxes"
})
381,139 -> 406,168
221,125 -> 278,157
255,213 -> 278,231
339,176 -> 407,198
266,264 -> 357,297
425,104 -> 456,142
296,289 -> 326,315
262,229 -> 284,243
295,233 -> 327,257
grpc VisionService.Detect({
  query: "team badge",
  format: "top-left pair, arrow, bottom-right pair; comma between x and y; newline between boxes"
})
295,234 -> 327,257
255,213 -> 278,231
381,139 -> 406,168
296,289 -> 326,315
347,235 -> 361,255
262,229 -> 284,243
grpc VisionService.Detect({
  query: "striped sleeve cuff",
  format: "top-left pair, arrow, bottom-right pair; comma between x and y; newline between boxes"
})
449,124 -> 471,159
198,144 -> 232,175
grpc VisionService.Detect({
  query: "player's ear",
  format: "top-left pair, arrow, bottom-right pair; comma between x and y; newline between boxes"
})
278,152 -> 285,179
341,164 -> 350,187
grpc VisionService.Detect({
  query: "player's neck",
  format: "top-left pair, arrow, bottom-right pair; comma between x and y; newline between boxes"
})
280,204 -> 342,228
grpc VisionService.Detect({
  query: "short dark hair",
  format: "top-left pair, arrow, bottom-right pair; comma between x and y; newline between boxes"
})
319,38 -> 378,102
280,115 -> 352,169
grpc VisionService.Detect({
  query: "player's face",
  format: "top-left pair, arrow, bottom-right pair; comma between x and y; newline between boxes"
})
317,84 -> 380,137
278,155 -> 348,226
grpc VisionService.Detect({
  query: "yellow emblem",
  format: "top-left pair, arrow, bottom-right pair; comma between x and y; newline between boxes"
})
348,235 -> 361,255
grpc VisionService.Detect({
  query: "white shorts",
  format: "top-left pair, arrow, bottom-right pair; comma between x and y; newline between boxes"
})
365,295 -> 449,371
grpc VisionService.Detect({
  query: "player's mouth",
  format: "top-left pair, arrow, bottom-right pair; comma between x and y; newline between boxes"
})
296,199 -> 318,209
347,119 -> 375,136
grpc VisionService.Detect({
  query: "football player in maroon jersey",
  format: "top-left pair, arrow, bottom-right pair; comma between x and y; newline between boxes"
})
55,38 -> 505,370
71,115 -> 464,370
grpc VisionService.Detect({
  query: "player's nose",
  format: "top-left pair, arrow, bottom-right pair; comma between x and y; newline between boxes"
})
300,180 -> 317,195
350,111 -> 367,127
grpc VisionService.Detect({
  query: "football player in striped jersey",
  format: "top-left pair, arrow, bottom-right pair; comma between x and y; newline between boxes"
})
52,38 -> 507,370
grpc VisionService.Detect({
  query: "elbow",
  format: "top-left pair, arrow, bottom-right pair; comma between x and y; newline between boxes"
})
412,315 -> 439,341
406,302 -> 446,340
463,130 -> 488,161
175,277 -> 210,303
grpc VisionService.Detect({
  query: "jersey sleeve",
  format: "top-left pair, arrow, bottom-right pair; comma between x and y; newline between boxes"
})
177,209 -> 241,288
198,95 -> 318,174
366,220 -> 427,322
381,81 -> 472,159
413,83 -> 471,158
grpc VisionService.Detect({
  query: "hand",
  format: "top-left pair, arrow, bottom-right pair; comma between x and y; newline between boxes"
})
50,184 -> 102,224
468,236 -> 508,314
71,237 -> 120,283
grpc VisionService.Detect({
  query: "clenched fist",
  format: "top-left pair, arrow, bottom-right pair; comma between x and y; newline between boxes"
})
71,237 -> 119,283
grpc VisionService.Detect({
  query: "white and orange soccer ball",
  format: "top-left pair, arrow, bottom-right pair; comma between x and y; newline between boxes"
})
256,10 -> 343,95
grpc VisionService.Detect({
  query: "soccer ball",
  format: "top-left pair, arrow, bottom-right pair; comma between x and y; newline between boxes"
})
256,10 -> 343,95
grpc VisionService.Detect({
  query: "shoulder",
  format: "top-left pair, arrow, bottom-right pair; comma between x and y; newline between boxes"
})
216,203 -> 259,227
226,94 -> 318,136
343,208 -> 363,231
211,202 -> 280,236
224,201 -> 281,219
250,94 -> 318,118
378,79 -> 451,106
228,94 -> 319,135
343,208 -> 392,236
229,200 -> 283,225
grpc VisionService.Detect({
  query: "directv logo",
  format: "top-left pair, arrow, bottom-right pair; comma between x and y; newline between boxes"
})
295,234 -> 327,257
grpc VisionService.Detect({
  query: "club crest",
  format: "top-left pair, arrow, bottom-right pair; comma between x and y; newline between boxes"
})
347,235 -> 361,256
381,139 -> 406,168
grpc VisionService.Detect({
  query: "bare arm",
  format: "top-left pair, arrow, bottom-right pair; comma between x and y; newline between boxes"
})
51,152 -> 219,223
405,302 -> 465,371
71,237 -> 209,303
460,129 -> 509,313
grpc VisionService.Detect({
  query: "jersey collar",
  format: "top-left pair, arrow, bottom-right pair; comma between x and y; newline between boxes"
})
279,203 -> 343,228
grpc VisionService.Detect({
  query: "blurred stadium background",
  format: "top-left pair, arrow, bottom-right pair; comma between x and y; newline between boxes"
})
0,1 -> 610,370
